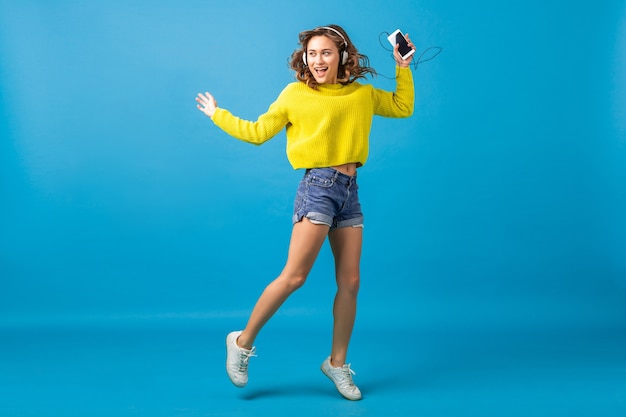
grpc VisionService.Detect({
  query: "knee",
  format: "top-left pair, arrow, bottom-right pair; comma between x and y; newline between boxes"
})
281,273 -> 307,292
338,274 -> 360,296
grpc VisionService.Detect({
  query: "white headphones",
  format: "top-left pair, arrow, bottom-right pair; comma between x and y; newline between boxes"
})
302,26 -> 349,66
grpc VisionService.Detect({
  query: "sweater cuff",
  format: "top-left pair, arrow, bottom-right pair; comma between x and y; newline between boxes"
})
211,107 -> 224,123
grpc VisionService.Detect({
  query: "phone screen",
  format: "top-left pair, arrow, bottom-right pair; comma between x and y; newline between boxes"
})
396,32 -> 412,56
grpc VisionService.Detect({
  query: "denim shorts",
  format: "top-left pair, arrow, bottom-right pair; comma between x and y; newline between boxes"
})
292,168 -> 364,229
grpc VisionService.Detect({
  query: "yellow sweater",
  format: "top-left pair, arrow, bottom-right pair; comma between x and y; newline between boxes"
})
211,67 -> 414,169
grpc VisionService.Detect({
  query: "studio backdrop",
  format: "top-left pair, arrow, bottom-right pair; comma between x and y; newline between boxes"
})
1,0 -> 625,331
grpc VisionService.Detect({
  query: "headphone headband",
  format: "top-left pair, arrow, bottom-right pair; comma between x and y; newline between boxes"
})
318,26 -> 348,48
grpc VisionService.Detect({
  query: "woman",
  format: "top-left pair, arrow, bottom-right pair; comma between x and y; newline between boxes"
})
196,24 -> 414,400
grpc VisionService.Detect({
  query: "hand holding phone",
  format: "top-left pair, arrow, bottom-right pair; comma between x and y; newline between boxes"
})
387,29 -> 415,61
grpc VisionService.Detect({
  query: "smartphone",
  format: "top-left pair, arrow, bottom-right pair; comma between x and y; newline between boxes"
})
387,29 -> 415,60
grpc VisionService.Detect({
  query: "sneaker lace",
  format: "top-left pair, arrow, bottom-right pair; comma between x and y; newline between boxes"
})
238,347 -> 256,372
337,364 -> 357,388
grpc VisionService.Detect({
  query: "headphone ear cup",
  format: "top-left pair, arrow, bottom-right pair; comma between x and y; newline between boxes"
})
341,50 -> 348,65
302,52 -> 307,65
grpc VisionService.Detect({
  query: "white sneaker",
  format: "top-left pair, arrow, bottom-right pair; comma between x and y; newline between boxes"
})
320,356 -> 362,400
225,331 -> 256,387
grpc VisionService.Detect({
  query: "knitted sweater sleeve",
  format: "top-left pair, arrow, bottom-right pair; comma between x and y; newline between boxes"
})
211,90 -> 289,145
373,66 -> 414,118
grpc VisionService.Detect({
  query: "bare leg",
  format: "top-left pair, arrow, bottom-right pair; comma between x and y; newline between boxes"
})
328,226 -> 362,367
237,218 -> 329,349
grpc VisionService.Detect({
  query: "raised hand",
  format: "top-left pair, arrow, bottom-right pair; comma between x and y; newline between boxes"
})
394,33 -> 415,68
196,92 -> 217,118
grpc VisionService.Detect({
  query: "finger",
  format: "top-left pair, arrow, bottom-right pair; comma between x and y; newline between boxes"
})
393,43 -> 401,58
405,33 -> 415,47
197,92 -> 213,100
196,100 -> 208,110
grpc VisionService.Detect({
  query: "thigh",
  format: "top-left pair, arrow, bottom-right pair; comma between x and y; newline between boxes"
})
281,217 -> 330,279
328,226 -> 363,281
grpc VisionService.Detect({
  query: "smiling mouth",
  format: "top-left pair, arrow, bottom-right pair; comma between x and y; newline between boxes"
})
314,67 -> 328,76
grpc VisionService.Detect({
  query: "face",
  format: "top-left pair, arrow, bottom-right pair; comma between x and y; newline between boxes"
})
305,35 -> 340,84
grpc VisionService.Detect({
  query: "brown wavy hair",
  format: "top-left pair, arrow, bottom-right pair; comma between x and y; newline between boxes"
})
289,24 -> 376,90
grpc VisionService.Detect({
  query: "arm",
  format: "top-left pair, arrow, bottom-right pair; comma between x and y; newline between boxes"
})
371,34 -> 416,118
373,68 -> 414,118
196,91 -> 288,145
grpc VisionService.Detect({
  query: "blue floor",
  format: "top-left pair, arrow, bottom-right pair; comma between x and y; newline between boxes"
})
2,315 -> 625,417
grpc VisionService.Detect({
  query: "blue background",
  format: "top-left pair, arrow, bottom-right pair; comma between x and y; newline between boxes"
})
1,1 -> 625,416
